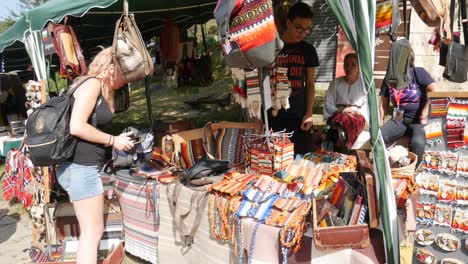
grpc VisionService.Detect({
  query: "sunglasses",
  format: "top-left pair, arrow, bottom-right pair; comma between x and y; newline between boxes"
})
293,23 -> 311,34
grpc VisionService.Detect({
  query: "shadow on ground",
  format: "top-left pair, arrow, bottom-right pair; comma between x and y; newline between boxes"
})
0,208 -> 20,244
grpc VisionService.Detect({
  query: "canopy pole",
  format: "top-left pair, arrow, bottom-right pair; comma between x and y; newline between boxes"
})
201,24 -> 208,56
144,75 -> 153,125
258,67 -> 270,135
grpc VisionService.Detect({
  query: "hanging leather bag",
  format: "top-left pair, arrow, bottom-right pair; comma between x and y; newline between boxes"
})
112,1 -> 153,82
410,0 -> 447,27
443,0 -> 468,83
48,18 -> 87,80
443,42 -> 468,82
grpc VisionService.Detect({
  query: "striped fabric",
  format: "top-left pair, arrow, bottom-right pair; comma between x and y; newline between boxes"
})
230,0 -> 276,52
114,170 -> 159,264
214,128 -> 247,164
375,1 -> 392,34
180,139 -> 206,169
429,98 -> 449,117
445,102 -> 468,149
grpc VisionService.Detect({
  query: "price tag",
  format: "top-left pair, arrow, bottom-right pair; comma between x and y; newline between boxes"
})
222,39 -> 232,55
392,107 -> 404,122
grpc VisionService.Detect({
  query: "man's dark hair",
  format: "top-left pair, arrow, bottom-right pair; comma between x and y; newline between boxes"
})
288,2 -> 313,21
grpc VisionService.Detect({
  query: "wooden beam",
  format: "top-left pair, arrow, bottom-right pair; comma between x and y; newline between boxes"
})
40,79 -> 50,204
428,91 -> 468,98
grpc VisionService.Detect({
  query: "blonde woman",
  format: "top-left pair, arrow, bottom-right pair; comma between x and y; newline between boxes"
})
56,47 -> 134,264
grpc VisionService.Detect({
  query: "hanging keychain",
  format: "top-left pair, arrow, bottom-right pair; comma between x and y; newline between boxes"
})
391,88 -> 404,122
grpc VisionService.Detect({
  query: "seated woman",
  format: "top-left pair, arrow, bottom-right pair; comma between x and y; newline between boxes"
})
323,53 -> 368,151
379,46 -> 437,167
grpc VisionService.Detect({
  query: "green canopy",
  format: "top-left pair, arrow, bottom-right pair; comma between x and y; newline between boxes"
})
0,0 -> 217,71
326,0 -> 399,263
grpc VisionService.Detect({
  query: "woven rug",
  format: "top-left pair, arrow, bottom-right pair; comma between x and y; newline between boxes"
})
114,170 -> 159,264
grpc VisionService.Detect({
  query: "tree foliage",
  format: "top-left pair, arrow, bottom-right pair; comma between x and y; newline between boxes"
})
0,19 -> 15,33
0,0 -> 50,33
8,0 -> 49,20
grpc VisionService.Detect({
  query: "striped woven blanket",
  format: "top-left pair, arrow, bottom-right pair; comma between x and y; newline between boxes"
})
114,170 -> 159,264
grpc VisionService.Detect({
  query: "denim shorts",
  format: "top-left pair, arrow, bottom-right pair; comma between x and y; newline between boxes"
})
56,162 -> 103,202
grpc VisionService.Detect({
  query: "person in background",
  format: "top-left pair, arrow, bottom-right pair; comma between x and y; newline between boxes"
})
269,2 -> 320,155
55,47 -> 135,264
323,53 -> 368,151
379,47 -> 438,167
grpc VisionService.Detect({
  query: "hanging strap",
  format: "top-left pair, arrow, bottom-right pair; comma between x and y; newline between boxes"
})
123,0 -> 129,16
168,182 -> 209,247
390,0 -> 401,41
192,25 -> 198,59
460,0 -> 468,43
403,0 -> 407,38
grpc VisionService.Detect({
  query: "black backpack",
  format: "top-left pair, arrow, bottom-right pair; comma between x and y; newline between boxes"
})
26,77 -> 92,166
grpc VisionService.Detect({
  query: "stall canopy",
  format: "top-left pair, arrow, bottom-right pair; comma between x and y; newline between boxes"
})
326,0 -> 399,263
0,0 -> 217,71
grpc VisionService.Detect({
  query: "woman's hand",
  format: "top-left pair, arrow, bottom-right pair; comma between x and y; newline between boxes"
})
342,106 -> 355,114
301,113 -> 314,131
420,116 -> 428,125
112,131 -> 135,151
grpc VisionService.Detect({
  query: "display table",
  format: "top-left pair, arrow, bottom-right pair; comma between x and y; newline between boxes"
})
158,182 -> 236,264
0,135 -> 23,157
156,182 -> 385,264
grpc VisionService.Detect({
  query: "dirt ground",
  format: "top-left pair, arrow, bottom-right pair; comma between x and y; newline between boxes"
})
0,200 -> 33,263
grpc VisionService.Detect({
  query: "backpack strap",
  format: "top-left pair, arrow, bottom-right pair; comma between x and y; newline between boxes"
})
66,77 -> 94,96
66,77 -> 99,127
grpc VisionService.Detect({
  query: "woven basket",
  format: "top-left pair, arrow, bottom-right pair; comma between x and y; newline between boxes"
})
391,152 -> 417,177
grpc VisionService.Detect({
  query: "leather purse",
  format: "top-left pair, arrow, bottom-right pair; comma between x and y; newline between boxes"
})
443,41 -> 468,83
180,159 -> 231,182
162,128 -> 210,169
48,19 -> 87,81
112,1 -> 153,82
442,0 -> 468,83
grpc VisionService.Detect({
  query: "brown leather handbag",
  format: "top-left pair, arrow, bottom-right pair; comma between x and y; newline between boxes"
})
112,1 -> 153,82
410,0 -> 446,27
48,18 -> 87,80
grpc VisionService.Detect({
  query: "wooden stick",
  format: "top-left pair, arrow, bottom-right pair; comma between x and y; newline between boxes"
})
428,91 -> 468,98
40,79 -> 50,204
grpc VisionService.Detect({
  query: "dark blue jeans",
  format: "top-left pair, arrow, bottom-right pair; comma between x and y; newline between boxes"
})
380,118 -> 426,167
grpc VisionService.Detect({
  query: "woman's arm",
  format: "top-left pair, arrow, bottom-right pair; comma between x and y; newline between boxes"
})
379,96 -> 390,126
419,82 -> 438,124
323,79 -> 338,120
69,79 -> 133,151
301,67 -> 316,131
69,79 -> 112,145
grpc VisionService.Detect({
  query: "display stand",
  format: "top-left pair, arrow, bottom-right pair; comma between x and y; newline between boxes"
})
30,79 -> 50,243
258,67 -> 271,134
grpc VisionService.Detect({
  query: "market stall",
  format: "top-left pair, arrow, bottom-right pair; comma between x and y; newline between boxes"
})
2,0 -> 467,264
